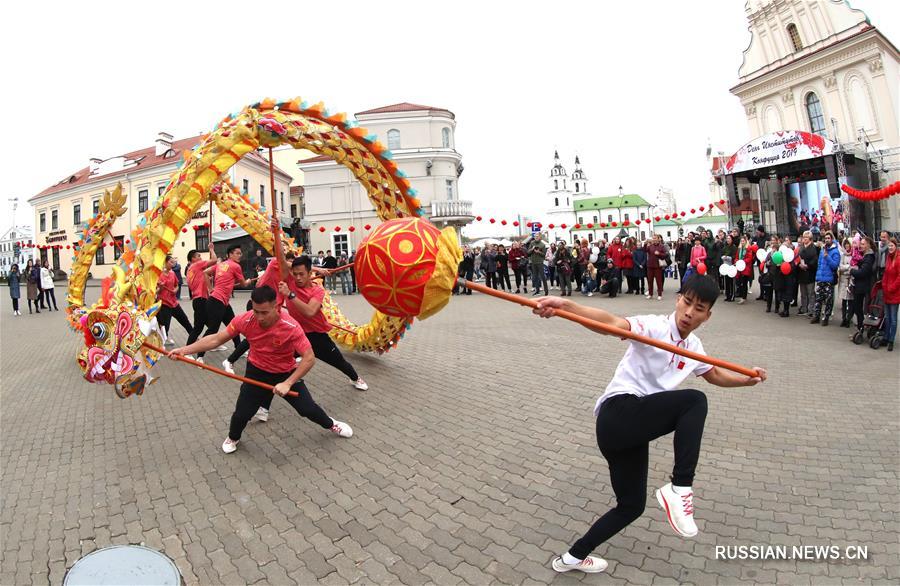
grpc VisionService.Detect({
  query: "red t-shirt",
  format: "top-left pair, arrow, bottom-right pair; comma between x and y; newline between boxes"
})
226,310 -> 312,373
211,259 -> 244,304
257,259 -> 287,305
187,259 -> 216,299
157,270 -> 178,308
284,281 -> 332,333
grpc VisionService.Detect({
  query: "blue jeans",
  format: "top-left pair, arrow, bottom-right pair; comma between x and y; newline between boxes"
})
885,304 -> 898,343
531,263 -> 548,294
582,278 -> 597,294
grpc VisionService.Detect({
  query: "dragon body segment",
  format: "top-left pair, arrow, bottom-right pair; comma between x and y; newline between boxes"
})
68,97 -> 421,397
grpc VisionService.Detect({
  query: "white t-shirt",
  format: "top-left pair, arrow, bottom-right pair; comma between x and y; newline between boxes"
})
594,313 -> 713,416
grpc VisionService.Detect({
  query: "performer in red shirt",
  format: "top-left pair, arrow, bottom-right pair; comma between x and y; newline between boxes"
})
156,255 -> 194,344
197,244 -> 256,361
170,285 -> 353,453
185,243 -> 219,349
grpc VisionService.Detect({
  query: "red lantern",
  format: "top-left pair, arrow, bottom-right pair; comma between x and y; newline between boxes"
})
203,222 -> 209,228
364,224 -> 372,230
665,215 -> 671,220
697,262 -> 707,275
513,221 -> 519,227
476,216 -> 482,221
611,222 -> 618,227
680,212 -> 686,217
349,226 -> 356,232
501,220 -> 507,226
489,218 -> 496,224
354,217 -> 448,318
560,224 -> 567,229
623,220 -> 630,226
319,226 -> 326,232
690,208 -> 696,214
574,224 -> 581,229
66,245 -> 70,249
719,199 -> 725,205
587,223 -> 593,228
182,228 -> 188,233
699,206 -> 705,212
634,220 -> 640,225
600,223 -> 606,228
548,224 -> 555,229
125,240 -> 130,244
526,222 -> 533,228
655,216 -> 661,221
780,262 -> 792,275
334,226 -> 341,232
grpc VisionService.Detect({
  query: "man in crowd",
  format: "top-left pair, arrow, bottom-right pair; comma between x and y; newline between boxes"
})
796,232 -> 819,316
322,249 -> 338,294
527,234 -> 548,296
877,230 -> 891,280
597,259 -> 620,298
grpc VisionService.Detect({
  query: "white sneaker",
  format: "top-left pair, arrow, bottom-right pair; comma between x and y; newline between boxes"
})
551,555 -> 608,574
222,438 -> 239,454
330,420 -> 353,438
587,292 -> 593,297
196,357 -> 204,364
252,407 -> 269,422
186,354 -> 196,361
737,299 -> 745,305
656,483 -> 698,537
657,295 -> 662,300
353,378 -> 368,391
645,294 -> 651,299
222,359 -> 235,374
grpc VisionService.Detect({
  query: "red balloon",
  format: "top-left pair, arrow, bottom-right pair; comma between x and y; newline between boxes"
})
697,262 -> 707,275
476,215 -> 482,221
780,261 -> 792,275
319,226 -> 326,232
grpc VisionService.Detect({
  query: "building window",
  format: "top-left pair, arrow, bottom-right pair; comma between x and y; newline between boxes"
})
93,200 -> 100,216
588,233 -> 593,243
442,128 -> 450,148
95,244 -> 105,265
593,215 -> 598,223
138,189 -> 148,213
260,185 -> 265,200
607,214 -> 613,223
387,129 -> 401,150
73,204 -> 81,225
195,226 -> 209,250
290,204 -> 298,218
446,180 -> 454,199
554,180 -> 558,190
806,92 -> 826,136
603,232 -> 609,241
578,217 -> 583,224
51,210 -> 58,230
555,197 -> 559,207
575,183 -> 580,193
39,213 -> 46,232
566,198 -> 569,206
242,179 -> 249,195
158,185 -> 166,198
640,231 -> 646,240
563,179 -> 566,189
624,213 -> 630,221
640,212 -> 646,220
786,24 -> 803,52
113,236 -> 124,261
333,234 -> 349,256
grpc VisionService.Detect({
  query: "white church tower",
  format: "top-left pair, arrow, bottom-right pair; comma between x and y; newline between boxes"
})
544,151 -> 577,244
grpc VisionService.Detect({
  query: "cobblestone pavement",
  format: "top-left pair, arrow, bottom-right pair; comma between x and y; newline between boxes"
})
2,283 -> 898,584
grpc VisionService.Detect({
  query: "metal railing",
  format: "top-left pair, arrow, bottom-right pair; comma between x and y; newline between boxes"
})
430,199 -> 473,218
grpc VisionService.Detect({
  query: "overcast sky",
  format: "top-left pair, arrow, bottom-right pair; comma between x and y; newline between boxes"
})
2,0 -> 897,236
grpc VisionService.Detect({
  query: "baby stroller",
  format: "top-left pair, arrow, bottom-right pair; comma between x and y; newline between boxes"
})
852,280 -> 886,348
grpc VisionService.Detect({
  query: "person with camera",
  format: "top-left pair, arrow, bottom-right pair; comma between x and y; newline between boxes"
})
526,234 -> 548,296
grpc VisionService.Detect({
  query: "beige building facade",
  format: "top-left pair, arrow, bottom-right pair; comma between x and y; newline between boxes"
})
729,0 -> 900,232
28,133 -> 291,279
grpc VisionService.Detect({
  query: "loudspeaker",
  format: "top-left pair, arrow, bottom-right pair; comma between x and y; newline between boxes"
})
824,155 -> 841,199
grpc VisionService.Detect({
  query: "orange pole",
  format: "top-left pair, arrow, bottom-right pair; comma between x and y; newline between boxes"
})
268,147 -> 288,280
143,342 -> 299,397
457,279 -> 758,378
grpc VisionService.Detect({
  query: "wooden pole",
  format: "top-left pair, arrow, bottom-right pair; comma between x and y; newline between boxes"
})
143,342 -> 298,397
457,279 -> 758,378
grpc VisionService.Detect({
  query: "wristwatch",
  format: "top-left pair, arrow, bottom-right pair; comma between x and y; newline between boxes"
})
288,292 -> 296,300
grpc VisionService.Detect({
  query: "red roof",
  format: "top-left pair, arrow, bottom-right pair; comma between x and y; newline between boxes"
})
355,102 -> 454,118
30,135 -> 290,202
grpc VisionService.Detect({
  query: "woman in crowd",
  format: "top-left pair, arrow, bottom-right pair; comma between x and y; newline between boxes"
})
620,239 -> 635,294
735,235 -> 754,304
496,245 -> 511,292
783,235 -> 799,307
508,242 -> 528,294
546,243 -> 557,290
24,259 -> 39,314
770,236 -> 793,317
481,245 -> 497,290
8,263 -> 21,315
796,231 -> 818,315
837,238 -> 854,327
473,247 -> 483,282
882,237 -> 898,352
849,236 -> 876,335
721,234 -> 737,302
685,237 -> 706,284
40,260 -> 58,311
582,262 -> 598,296
644,234 -> 668,300
555,243 -> 574,297
631,239 -> 646,296
761,237 -> 778,313
675,238 -> 690,284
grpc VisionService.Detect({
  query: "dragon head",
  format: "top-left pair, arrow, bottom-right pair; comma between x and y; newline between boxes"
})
75,301 -> 164,398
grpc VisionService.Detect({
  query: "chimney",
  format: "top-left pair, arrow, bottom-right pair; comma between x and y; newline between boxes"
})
155,132 -> 174,156
89,158 -> 102,174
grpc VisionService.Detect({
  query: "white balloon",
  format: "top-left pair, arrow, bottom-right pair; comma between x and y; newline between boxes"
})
735,259 -> 746,272
589,254 -> 598,264
728,265 -> 739,278
782,248 -> 795,263
756,249 -> 767,262
591,246 -> 600,254
719,264 -> 730,276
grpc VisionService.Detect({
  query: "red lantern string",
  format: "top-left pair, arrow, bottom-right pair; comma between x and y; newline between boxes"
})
319,226 -> 326,232
512,221 -> 519,227
501,220 -> 507,226
334,226 -> 341,232
560,223 -> 567,229
476,215 -> 482,221
348,226 -> 356,232
364,224 -> 372,230
489,218 -> 496,224
548,223 -> 555,229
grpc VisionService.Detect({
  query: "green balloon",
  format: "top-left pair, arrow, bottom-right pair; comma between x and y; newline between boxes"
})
772,251 -> 784,265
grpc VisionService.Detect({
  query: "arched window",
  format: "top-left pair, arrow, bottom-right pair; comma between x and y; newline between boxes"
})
805,93 -> 826,136
576,183 -> 580,193
442,127 -> 450,148
764,104 -> 782,134
554,180 -> 558,190
847,76 -> 873,132
387,129 -> 401,150
786,24 -> 803,52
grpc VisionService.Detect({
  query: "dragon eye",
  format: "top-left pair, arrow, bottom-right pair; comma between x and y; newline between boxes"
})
91,324 -> 108,340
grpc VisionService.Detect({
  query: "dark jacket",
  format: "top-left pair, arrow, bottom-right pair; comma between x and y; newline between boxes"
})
797,244 -> 818,285
850,250 -> 876,294
508,247 -> 527,270
631,248 -> 647,278
8,271 -> 20,299
496,252 -> 509,273
459,251 -> 475,272
554,248 -> 573,275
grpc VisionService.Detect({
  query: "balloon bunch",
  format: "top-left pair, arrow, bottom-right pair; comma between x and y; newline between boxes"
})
841,182 -> 900,202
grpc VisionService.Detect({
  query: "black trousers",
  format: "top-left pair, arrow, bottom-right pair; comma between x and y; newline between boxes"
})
43,288 -> 57,310
569,391 -> 708,560
187,298 -> 208,346
198,297 -> 239,358
158,304 -> 193,338
853,290 -> 869,330
497,270 -> 511,291
513,267 -> 528,290
11,298 -> 19,312
228,362 -> 333,441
